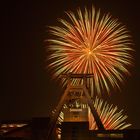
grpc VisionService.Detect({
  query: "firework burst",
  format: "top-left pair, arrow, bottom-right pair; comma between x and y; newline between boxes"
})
47,6 -> 133,96
89,97 -> 131,130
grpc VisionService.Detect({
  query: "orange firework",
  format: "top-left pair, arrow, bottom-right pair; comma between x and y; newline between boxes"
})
89,97 -> 131,130
47,6 -> 133,96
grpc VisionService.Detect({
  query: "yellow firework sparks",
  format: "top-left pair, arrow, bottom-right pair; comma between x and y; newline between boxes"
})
89,97 -> 131,130
47,6 -> 134,96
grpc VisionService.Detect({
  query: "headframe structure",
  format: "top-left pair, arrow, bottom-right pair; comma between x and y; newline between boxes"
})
47,73 -> 105,139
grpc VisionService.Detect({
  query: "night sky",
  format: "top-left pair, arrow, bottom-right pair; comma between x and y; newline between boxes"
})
1,0 -> 140,129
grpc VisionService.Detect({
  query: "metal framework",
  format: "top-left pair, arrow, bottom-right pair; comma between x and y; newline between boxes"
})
47,73 -> 105,139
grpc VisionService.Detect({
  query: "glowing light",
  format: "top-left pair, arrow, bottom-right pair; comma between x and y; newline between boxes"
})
47,6 -> 133,96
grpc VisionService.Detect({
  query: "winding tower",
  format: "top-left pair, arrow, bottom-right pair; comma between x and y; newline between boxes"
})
47,73 -> 105,139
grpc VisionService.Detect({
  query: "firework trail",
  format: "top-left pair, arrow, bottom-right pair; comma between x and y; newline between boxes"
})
47,6 -> 133,96
89,97 -> 131,130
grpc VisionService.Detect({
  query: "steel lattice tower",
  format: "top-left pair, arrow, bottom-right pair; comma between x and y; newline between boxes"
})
47,73 -> 105,140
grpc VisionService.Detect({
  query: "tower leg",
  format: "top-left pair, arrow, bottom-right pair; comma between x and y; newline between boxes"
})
83,86 -> 105,130
46,86 -> 71,139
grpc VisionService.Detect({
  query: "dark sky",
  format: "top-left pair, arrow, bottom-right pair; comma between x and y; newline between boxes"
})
1,0 -> 140,129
